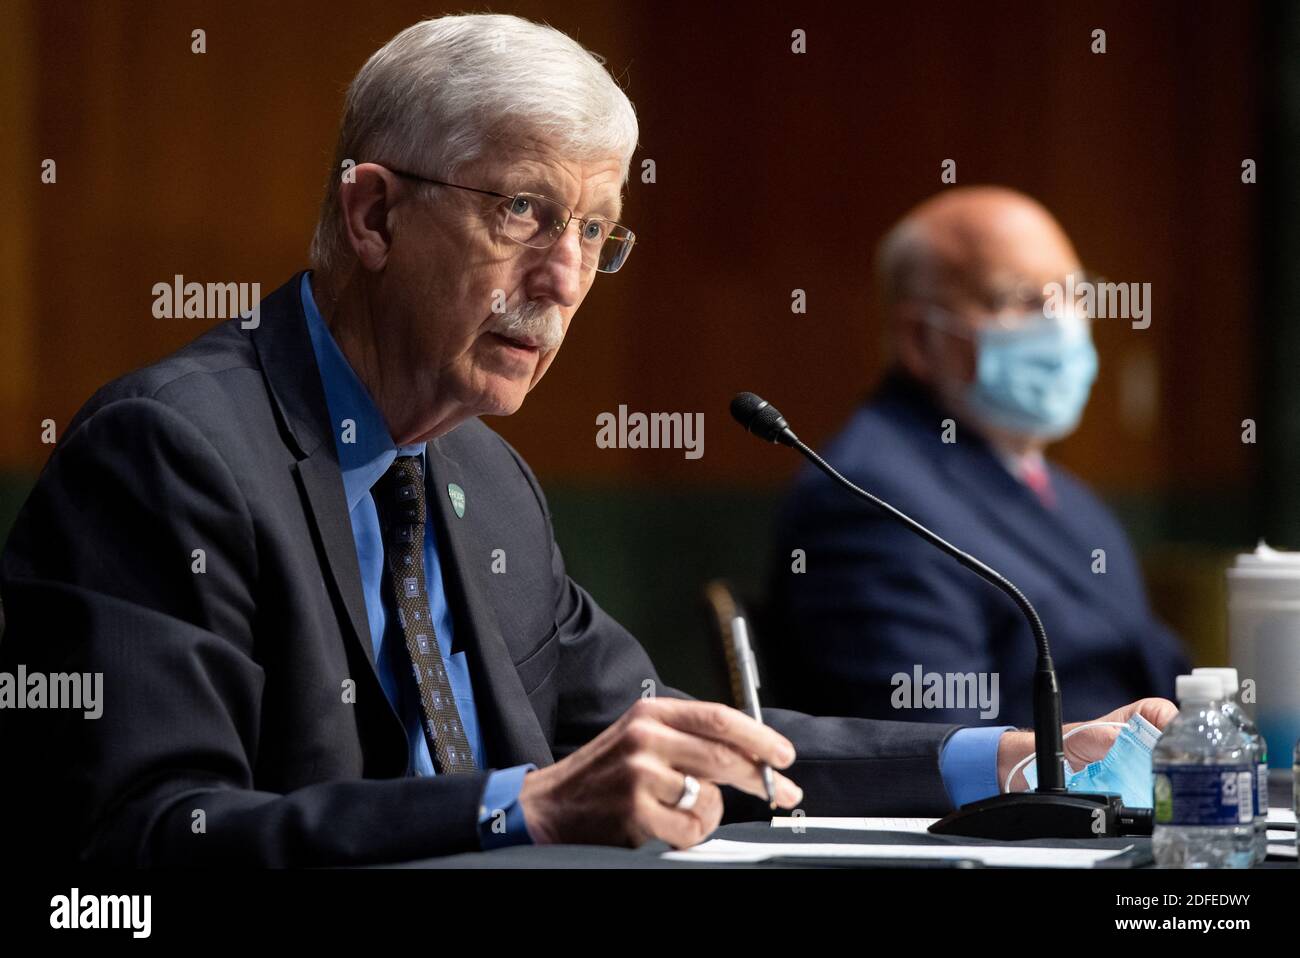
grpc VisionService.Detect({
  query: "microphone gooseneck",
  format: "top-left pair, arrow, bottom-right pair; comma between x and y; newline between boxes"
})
732,391 -> 1066,793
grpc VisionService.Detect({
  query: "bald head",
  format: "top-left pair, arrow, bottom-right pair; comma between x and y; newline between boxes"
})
877,186 -> 1080,315
877,187 -> 1088,454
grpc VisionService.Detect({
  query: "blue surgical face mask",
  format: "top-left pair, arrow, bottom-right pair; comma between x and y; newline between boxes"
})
1021,713 -> 1161,808
929,309 -> 1099,440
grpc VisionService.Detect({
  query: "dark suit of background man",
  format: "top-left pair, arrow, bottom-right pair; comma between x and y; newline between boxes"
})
770,187 -> 1188,729
0,19 -> 1172,866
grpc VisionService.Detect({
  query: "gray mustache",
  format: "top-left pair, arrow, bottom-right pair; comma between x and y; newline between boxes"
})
490,301 -> 564,350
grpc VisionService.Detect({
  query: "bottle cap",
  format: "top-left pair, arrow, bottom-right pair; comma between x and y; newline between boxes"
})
1176,674 -> 1221,703
1192,667 -> 1239,699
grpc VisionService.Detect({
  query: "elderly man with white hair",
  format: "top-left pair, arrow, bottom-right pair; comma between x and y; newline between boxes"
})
0,16 -> 1172,866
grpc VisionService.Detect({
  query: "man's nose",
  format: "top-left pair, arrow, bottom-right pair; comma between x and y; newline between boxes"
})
525,221 -> 585,308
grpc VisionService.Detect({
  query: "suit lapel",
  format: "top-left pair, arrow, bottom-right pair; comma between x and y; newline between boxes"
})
249,274 -> 384,684
293,454 -> 376,669
1036,465 -> 1134,616
933,423 -> 1100,603
424,438 -> 554,770
878,376 -> 1087,590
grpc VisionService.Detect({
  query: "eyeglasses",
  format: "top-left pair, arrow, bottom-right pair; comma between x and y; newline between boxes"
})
980,270 -> 1102,322
383,166 -> 636,274
924,303 -> 1091,341
917,270 -> 1101,333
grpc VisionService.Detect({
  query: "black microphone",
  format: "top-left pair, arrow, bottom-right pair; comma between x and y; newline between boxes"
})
732,391 -> 1146,839
730,392 -> 799,447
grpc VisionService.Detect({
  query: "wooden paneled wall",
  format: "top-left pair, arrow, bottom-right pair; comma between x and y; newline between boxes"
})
2,0 -> 1260,501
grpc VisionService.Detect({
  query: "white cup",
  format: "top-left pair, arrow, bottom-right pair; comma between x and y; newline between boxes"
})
1226,541 -> 1300,767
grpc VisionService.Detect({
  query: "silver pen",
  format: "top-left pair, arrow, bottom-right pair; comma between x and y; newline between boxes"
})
729,615 -> 776,808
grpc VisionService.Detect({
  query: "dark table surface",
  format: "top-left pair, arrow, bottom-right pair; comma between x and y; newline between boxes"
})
387,820 -> 1150,869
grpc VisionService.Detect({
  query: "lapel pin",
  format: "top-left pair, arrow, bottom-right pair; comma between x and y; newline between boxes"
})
447,482 -> 466,518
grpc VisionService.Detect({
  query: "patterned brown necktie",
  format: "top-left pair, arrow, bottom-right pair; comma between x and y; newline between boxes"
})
373,455 -> 476,774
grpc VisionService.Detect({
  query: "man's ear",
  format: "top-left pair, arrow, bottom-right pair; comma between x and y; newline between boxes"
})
893,304 -> 936,386
338,163 -> 402,272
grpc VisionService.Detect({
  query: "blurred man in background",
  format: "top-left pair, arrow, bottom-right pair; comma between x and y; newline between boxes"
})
768,186 -> 1188,727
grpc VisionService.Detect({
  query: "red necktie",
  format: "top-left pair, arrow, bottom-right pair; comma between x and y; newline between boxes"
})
1020,458 -> 1056,509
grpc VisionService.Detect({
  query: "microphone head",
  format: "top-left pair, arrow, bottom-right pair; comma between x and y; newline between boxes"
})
730,392 -> 795,444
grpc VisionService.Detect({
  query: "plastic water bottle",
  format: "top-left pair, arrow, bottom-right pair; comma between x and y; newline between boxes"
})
1193,668 -> 1267,864
1152,674 -> 1255,868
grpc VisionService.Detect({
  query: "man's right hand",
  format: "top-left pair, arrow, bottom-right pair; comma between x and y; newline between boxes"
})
517,697 -> 803,848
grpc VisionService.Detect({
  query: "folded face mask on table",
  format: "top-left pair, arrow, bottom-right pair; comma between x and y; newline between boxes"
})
1021,712 -> 1161,808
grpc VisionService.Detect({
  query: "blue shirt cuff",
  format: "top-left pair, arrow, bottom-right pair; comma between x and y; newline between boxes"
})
939,726 -> 1015,808
477,764 -> 536,850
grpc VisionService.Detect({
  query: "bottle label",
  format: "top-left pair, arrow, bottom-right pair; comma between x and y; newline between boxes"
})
1154,765 -> 1254,826
1257,763 -> 1268,818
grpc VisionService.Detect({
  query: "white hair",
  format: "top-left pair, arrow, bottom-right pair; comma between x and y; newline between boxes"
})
309,14 -> 639,277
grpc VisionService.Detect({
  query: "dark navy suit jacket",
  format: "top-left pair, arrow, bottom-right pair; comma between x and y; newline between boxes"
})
0,278 -> 963,866
768,371 -> 1188,728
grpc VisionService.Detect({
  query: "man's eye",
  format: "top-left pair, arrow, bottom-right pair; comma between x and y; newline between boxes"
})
582,221 -> 606,242
509,196 -> 532,216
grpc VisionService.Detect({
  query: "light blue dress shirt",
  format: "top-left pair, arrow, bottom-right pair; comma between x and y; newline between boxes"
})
940,725 -> 1015,806
300,272 -> 532,849
301,271 -> 1008,841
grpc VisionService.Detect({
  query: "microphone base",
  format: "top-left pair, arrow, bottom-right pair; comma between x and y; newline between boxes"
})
928,791 -> 1152,840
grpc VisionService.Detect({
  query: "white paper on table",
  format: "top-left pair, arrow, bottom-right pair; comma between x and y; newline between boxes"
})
663,839 -> 1132,867
1266,806 -> 1296,825
1267,843 -> 1297,859
770,816 -> 939,833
